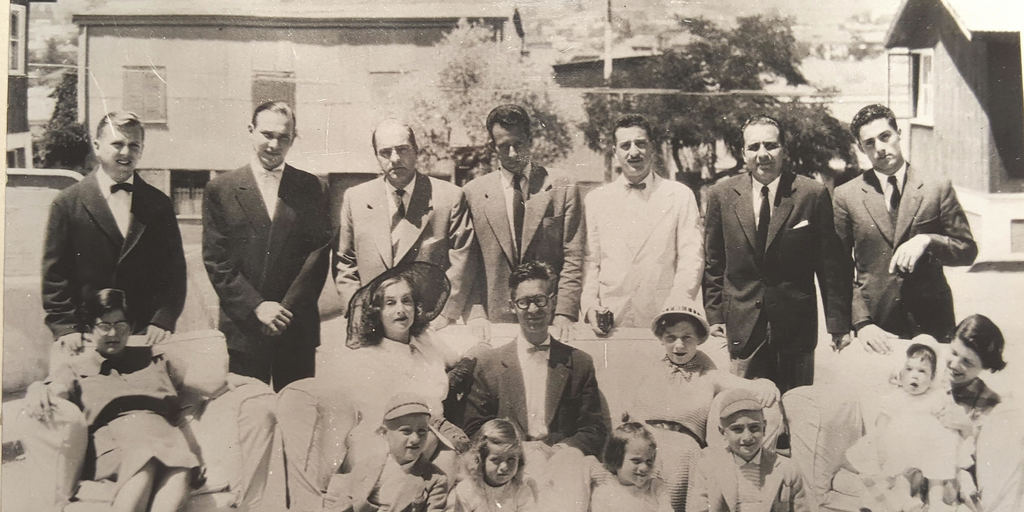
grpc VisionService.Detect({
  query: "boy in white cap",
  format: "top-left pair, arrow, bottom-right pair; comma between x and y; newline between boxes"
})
686,388 -> 810,512
325,392 -> 449,512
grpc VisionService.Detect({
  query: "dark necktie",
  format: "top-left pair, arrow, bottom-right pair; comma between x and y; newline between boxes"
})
110,182 -> 133,194
512,174 -> 525,259
756,185 -> 771,255
626,182 -> 646,190
888,175 -> 902,218
392,188 -> 406,229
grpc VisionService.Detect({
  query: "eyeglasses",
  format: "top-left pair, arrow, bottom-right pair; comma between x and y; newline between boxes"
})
94,321 -> 130,334
745,141 -> 781,152
512,294 -> 553,310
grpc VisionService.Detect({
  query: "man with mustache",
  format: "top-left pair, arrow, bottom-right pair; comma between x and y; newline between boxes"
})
581,114 -> 703,333
334,119 -> 476,326
42,111 -> 187,353
203,101 -> 331,391
703,115 -> 851,393
834,104 -> 976,353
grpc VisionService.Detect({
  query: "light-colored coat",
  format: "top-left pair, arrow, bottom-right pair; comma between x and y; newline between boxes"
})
582,174 -> 703,327
686,448 -> 811,512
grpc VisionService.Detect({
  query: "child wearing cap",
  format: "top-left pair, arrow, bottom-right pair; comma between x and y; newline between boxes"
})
686,388 -> 810,512
324,392 -> 449,512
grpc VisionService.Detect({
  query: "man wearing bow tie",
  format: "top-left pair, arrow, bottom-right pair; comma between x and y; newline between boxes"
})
333,119 -> 476,325
202,101 -> 331,390
462,261 -> 607,457
462,104 -> 584,342
703,115 -> 851,393
581,114 -> 704,333
43,111 -> 187,353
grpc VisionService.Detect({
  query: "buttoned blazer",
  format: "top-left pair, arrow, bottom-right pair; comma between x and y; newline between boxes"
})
334,173 -> 477,320
581,174 -> 704,327
462,339 -> 607,457
686,448 -> 811,512
462,165 -> 584,323
42,171 -> 186,337
703,172 -> 852,357
833,166 -> 977,340
202,164 -> 331,354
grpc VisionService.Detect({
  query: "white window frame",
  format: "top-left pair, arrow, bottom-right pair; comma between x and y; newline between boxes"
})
123,65 -> 168,124
911,49 -> 935,126
9,3 -> 27,75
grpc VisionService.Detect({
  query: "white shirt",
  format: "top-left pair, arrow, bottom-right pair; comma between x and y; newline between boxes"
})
880,162 -> 908,213
732,448 -> 766,509
515,334 -> 551,439
95,168 -> 134,237
383,175 -> 416,221
751,175 -> 781,227
251,156 -> 285,217
498,163 -> 531,255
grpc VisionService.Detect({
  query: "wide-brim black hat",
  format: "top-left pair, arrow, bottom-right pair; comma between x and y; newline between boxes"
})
345,261 -> 450,348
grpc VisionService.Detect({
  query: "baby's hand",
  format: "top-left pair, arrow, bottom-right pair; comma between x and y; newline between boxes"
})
937,403 -> 973,436
23,381 -> 56,422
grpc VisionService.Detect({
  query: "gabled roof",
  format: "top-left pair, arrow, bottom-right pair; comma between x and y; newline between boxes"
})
74,0 -> 508,27
885,0 -> 1023,47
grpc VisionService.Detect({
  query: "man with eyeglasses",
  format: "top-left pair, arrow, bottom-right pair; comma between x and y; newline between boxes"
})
462,261 -> 607,457
203,101 -> 331,391
43,111 -> 187,355
334,118 -> 477,327
703,115 -> 851,394
581,114 -> 703,334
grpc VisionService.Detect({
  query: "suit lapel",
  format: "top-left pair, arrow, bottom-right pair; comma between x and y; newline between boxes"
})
480,173 -> 517,267
893,166 -> 925,245
544,340 -> 571,431
861,171 -> 895,246
764,172 -> 796,251
758,451 -> 785,509
394,173 -> 433,263
520,164 -> 551,257
630,175 -> 668,261
265,166 -> 301,274
233,165 -> 273,233
731,177 -> 758,253
498,343 -> 530,431
715,450 -> 740,511
119,175 -> 149,262
79,172 -> 125,248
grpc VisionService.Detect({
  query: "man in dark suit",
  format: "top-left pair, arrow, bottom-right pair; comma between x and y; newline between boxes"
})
834,104 -> 977,352
203,101 -> 331,390
462,261 -> 607,457
334,119 -> 476,324
462,104 -> 583,342
703,115 -> 852,393
43,111 -> 186,352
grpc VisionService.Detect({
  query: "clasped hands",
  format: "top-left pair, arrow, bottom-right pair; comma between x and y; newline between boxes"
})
256,301 -> 293,336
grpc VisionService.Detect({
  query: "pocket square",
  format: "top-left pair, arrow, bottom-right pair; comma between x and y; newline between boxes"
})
791,219 -> 810,229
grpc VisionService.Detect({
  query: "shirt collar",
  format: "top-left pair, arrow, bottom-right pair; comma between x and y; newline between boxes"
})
731,448 -> 763,467
383,173 -> 417,199
251,156 -> 286,176
516,334 -> 552,354
616,170 -> 655,190
96,168 -> 135,199
499,162 -> 532,190
883,161 -> 908,189
751,173 -> 780,198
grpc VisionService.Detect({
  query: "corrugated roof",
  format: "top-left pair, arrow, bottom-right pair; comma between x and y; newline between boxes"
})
886,0 -> 1023,47
74,0 -> 509,22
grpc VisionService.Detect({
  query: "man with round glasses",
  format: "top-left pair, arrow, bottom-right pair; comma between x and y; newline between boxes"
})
462,261 -> 607,458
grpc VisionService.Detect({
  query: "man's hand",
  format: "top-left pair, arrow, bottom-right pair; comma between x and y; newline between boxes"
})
429,315 -> 452,332
585,307 -> 612,336
56,332 -> 85,355
857,323 -> 898,354
753,379 -> 780,408
467,316 -> 492,344
145,325 -> 171,345
255,301 -> 293,336
709,323 -> 727,338
831,332 -> 852,353
889,234 -> 931,275
552,314 -> 575,342
24,381 -> 55,421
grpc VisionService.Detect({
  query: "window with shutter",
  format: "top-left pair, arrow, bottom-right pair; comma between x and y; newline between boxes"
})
123,66 -> 168,123
252,71 -> 296,110
9,4 -> 26,75
911,49 -> 934,123
887,49 -> 913,119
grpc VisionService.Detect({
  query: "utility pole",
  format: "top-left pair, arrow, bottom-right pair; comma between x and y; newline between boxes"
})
603,0 -> 612,83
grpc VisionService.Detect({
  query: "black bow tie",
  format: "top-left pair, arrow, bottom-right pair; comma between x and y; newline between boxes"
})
526,344 -> 549,354
627,182 -> 647,190
110,182 -> 134,194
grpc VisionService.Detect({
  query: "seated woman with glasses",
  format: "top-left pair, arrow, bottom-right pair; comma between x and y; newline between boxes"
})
23,288 -> 201,512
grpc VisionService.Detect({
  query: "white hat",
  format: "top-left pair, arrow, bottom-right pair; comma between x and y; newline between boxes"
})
650,301 -> 710,341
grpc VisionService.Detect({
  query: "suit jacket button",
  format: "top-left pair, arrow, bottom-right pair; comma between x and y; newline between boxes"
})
755,300 -> 762,309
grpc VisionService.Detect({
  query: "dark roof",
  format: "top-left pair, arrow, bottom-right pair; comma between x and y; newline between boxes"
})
885,0 -> 1022,47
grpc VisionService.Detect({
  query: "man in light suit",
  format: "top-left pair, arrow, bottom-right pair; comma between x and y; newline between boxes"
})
703,115 -> 851,393
43,111 -> 186,352
463,104 -> 583,341
203,101 -> 331,391
462,261 -> 607,457
582,114 -> 703,333
834,104 -> 977,352
334,119 -> 476,324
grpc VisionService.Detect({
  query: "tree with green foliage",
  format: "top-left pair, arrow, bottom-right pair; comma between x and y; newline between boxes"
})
581,15 -> 856,198
405,20 -> 573,178
34,72 -> 91,171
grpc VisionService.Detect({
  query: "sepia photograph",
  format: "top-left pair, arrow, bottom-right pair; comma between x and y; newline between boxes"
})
3,0 -> 1023,510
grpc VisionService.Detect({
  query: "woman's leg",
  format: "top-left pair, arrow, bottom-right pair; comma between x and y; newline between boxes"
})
112,459 -> 157,512
149,466 -> 190,512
